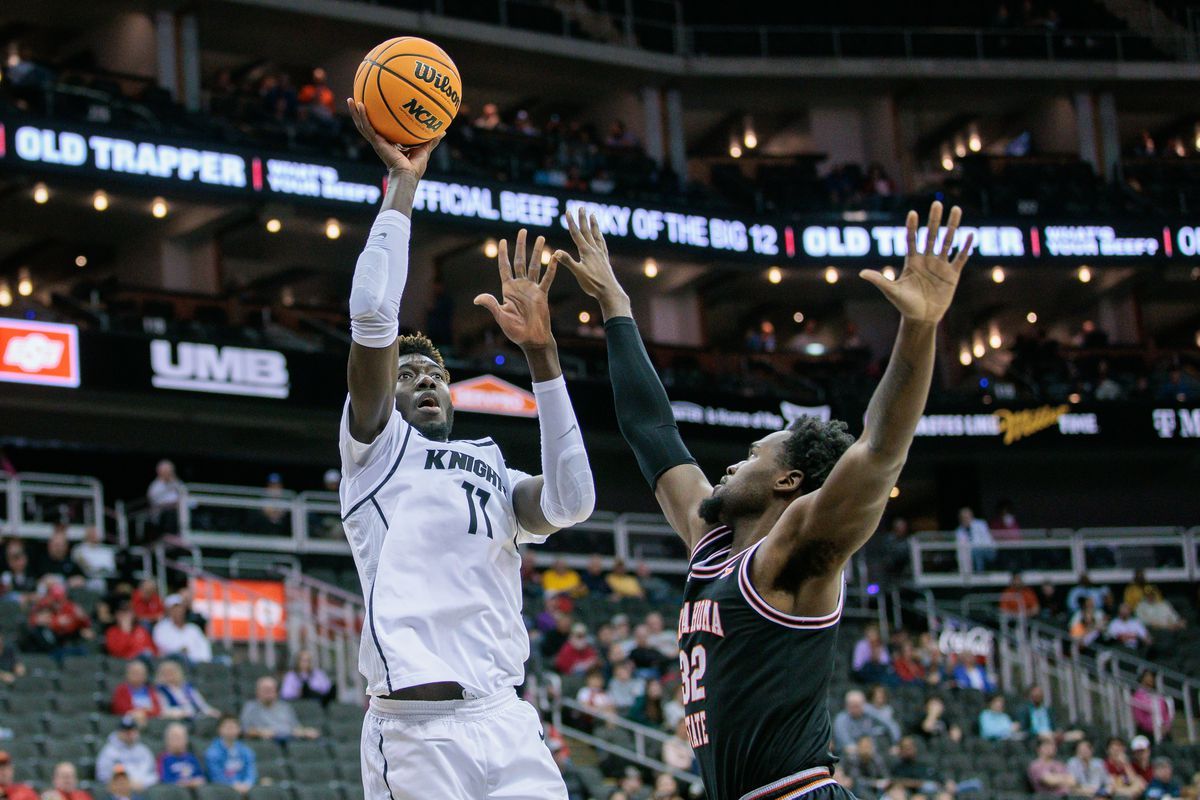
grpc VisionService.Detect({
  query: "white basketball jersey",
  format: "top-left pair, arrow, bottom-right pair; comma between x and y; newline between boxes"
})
338,397 -> 547,697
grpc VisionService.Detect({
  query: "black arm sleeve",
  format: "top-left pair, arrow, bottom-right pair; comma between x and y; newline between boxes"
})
604,316 -> 698,486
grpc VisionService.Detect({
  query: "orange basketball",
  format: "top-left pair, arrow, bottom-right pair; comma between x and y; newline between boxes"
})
354,36 -> 462,147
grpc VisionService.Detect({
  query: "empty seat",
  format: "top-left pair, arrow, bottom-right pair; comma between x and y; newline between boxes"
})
284,739 -> 328,762
43,739 -> 92,763
144,785 -> 192,800
246,739 -> 283,762
248,787 -> 292,800
291,699 -> 325,727
197,786 -> 243,800
289,760 -> 338,783
339,782 -> 364,800
255,759 -> 290,783
293,786 -> 338,800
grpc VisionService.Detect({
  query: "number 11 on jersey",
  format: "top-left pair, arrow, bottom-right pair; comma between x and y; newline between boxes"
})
679,645 -> 710,746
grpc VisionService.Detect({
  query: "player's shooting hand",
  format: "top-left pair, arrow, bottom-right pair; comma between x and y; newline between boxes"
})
346,98 -> 443,179
475,229 -> 557,352
554,208 -> 629,316
859,201 -> 973,325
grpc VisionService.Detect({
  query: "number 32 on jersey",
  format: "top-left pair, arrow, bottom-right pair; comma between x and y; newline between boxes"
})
679,645 -> 710,747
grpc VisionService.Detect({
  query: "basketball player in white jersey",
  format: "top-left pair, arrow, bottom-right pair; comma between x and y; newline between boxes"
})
339,99 -> 595,800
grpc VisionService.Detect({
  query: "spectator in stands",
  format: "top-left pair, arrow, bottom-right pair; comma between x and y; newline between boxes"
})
843,735 -> 890,795
1107,603 -> 1152,651
1068,573 -> 1113,614
629,678 -> 666,729
1147,757 -> 1182,800
915,631 -> 949,686
999,573 -> 1040,616
205,715 -> 257,794
240,675 -> 319,741
891,640 -> 926,685
618,766 -> 647,799
39,524 -> 85,587
607,659 -> 644,714
157,723 -> 205,787
1105,736 -> 1148,798
978,693 -> 1019,740
1068,739 -> 1111,797
152,594 -> 212,663
851,623 -> 892,684
155,660 -> 218,720
635,563 -> 675,606
96,716 -> 159,791
2,540 -> 37,602
652,772 -> 685,800
664,683 -> 686,730
643,611 -> 677,659
105,602 -> 156,661
0,750 -> 38,800
605,559 -> 645,599
911,695 -> 962,743
833,690 -> 890,751
606,120 -> 638,148
280,650 -> 335,706
473,102 -> 503,131
0,632 -> 25,683
627,624 -> 666,677
581,554 -> 608,595
131,579 -> 164,626
1016,685 -> 1070,740
261,473 -> 288,532
1037,580 -> 1062,620
891,736 -> 954,799
100,764 -> 139,800
147,459 -> 183,536
112,660 -> 162,722
866,686 -> 902,743
72,526 -> 116,591
1131,736 -> 1155,783
550,739 -> 589,800
555,623 -> 600,676
1137,586 -> 1185,632
1131,669 -> 1175,737
297,68 -> 334,117
542,558 -> 584,598
661,720 -> 694,772
1028,734 -> 1079,795
577,666 -> 616,719
1070,596 -> 1106,647
42,760 -> 93,800
24,578 -> 93,655
951,653 -> 996,693
989,499 -> 1022,541
955,507 -> 995,572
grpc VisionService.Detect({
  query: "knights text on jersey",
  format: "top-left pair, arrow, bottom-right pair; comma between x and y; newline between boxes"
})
677,527 -> 844,800
338,397 -> 547,697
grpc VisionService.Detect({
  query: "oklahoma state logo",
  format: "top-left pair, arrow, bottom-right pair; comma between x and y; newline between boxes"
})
413,61 -> 461,108
401,98 -> 445,132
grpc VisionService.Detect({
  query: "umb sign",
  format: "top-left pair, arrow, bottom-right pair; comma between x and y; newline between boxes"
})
450,374 -> 537,418
191,579 -> 286,642
150,340 -> 290,399
0,319 -> 80,387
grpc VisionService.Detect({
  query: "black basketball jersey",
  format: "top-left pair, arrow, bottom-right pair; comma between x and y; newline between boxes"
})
677,526 -> 843,800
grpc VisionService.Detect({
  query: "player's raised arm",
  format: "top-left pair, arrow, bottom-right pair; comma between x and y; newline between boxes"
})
555,209 -> 713,550
763,202 -> 974,595
344,98 -> 443,444
475,230 -> 595,537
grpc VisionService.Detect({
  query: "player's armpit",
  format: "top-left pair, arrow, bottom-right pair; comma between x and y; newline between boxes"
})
653,463 -> 716,552
756,441 -> 897,607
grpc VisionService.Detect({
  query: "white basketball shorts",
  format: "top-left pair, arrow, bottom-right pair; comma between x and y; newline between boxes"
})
360,689 -> 568,800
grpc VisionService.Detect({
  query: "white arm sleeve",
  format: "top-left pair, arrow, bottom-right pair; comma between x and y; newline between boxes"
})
532,375 -> 595,529
349,210 -> 411,348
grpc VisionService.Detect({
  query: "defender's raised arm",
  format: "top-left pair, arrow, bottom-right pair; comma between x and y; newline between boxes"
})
344,98 -> 442,445
555,209 -> 713,550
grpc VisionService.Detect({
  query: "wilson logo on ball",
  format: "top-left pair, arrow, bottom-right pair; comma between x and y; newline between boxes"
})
401,98 -> 445,132
413,61 -> 461,108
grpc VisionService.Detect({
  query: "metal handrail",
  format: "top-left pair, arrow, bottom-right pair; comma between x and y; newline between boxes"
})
1,471 -> 105,538
554,696 -> 703,791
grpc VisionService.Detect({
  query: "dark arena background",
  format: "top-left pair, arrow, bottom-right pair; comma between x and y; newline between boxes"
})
1,1 -> 1200,799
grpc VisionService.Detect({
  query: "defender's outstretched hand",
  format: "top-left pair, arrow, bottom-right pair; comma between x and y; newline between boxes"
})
860,201 -> 974,324
475,229 -> 557,351
555,208 -> 631,319
346,98 -> 442,178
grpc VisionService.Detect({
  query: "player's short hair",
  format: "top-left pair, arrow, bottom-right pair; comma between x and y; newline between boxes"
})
396,332 -> 447,374
778,416 -> 855,492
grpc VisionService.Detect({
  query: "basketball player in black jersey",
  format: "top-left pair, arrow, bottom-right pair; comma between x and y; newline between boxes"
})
554,202 -> 973,800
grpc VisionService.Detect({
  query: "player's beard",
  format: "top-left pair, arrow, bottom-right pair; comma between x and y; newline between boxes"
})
697,493 -> 723,524
412,406 -> 454,441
